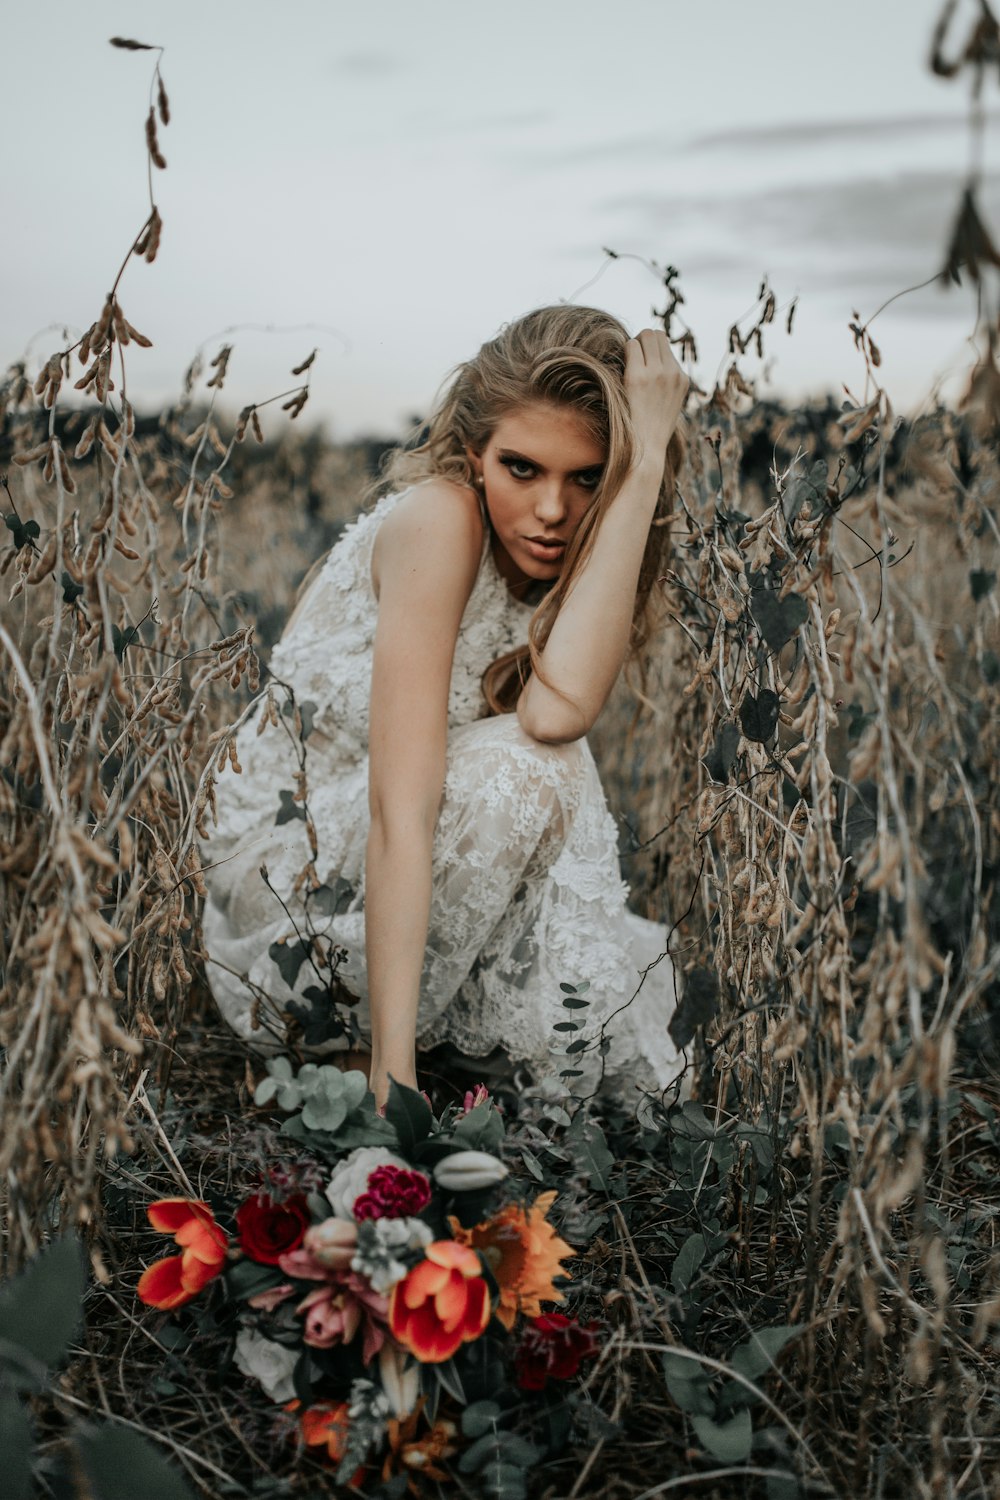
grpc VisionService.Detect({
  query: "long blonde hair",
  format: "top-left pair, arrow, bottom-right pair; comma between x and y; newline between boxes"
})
380,304 -> 686,712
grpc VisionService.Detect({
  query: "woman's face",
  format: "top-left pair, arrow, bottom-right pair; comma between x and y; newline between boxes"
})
470,402 -> 606,591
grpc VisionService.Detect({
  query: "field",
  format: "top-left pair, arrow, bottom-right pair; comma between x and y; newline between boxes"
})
2,11 -> 999,1500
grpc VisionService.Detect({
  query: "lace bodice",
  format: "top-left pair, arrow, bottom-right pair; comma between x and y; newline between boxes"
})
266,488 -> 534,761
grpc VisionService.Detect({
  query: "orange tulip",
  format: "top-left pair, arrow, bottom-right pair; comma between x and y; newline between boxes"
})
389,1241 -> 490,1363
450,1190 -> 573,1330
138,1198 -> 228,1310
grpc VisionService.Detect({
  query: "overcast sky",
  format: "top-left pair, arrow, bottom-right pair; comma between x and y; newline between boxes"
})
3,0 -> 998,437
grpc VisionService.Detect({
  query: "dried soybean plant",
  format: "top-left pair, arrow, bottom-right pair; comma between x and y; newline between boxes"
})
640,9 -> 1000,1477
0,39 -> 314,1272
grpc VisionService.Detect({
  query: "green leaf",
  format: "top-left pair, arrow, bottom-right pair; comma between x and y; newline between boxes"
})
565,1112 -> 614,1191
561,996 -> 590,1010
970,569 -> 996,601
385,1077 -> 433,1155
691,1406 -> 753,1463
72,1422 -> 197,1499
740,688 -> 780,743
668,968 -> 719,1049
224,1259 -> 284,1303
672,1232 -> 706,1293
751,589 -> 809,652
461,1400 -> 502,1438
730,1325 -> 799,1383
0,1389 -> 33,1500
434,1356 -> 466,1404
0,1236 -> 85,1378
766,1474 -> 802,1500
451,1099 -> 505,1153
661,1350 -> 714,1416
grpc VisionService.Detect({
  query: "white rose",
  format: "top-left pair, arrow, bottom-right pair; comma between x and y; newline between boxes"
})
234,1327 -> 299,1404
324,1146 -> 408,1219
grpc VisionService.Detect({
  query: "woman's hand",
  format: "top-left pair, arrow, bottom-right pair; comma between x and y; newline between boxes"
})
624,328 -> 689,482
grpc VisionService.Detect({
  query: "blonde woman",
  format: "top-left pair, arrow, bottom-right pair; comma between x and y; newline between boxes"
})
200,306 -> 689,1109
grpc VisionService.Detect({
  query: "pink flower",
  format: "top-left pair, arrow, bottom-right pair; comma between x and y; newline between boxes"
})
277,1241 -> 389,1364
457,1083 -> 501,1118
352,1165 -> 432,1222
297,1272 -> 389,1363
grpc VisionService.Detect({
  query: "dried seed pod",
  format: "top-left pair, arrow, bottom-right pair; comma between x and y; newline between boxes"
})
291,349 -> 317,376
145,107 -> 167,168
74,418 -> 98,459
124,319 -> 152,347
56,446 -> 76,495
251,409 -> 264,443
157,74 -> 170,125
206,344 -> 232,390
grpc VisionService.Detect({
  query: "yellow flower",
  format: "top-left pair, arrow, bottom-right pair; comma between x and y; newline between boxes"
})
450,1190 -> 574,1330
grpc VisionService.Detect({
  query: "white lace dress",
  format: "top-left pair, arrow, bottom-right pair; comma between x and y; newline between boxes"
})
200,489 -> 683,1097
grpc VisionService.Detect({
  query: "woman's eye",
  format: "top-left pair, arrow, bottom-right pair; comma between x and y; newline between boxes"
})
500,457 -> 536,480
576,470 -> 603,490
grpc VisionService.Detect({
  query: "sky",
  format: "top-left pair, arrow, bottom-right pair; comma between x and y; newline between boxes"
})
3,0 -> 998,438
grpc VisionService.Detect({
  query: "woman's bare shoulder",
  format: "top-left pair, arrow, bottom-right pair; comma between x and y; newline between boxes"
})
372,478 -> 484,597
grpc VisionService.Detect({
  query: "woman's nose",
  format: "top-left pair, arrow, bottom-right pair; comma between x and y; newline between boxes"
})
534,479 -> 567,525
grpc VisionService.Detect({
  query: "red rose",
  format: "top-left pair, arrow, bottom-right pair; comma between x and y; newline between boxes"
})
515,1312 -> 600,1391
236,1192 -> 310,1265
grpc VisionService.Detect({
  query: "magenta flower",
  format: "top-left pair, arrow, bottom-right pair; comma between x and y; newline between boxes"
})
352,1165 -> 432,1221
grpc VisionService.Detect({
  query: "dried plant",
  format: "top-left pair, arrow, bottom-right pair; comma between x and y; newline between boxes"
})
1,7 -> 999,1497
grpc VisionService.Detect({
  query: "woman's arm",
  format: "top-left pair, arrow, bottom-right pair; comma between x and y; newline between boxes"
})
517,330 -> 688,745
364,481 -> 483,1108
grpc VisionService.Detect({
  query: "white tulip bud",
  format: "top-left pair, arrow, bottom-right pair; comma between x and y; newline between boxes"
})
433,1150 -> 509,1192
379,1342 -> 421,1418
303,1216 -> 358,1268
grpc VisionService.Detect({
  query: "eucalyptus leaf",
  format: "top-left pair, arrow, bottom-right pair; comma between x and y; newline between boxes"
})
691,1406 -> 753,1463
672,1232 -> 707,1293
274,789 -> 306,826
72,1422 -> 197,1500
461,1399 -> 502,1439
661,1350 -> 714,1417
730,1324 -> 799,1382
565,1112 -> 614,1191
0,1236 -> 85,1375
0,1389 -> 33,1500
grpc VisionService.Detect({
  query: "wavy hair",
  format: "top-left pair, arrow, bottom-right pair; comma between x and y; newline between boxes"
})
379,304 -> 686,712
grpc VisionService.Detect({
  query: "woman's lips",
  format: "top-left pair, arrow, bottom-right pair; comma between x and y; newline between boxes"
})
523,536 -> 566,563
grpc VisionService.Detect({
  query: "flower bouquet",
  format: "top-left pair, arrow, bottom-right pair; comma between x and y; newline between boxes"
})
137,1062 -> 599,1494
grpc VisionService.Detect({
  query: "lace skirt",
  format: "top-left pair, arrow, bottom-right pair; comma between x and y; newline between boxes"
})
200,712 -> 683,1100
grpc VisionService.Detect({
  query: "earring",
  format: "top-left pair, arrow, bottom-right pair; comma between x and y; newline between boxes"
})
475,474 -> 484,488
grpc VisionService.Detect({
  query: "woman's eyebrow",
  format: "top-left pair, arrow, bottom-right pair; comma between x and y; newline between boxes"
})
497,447 -> 603,474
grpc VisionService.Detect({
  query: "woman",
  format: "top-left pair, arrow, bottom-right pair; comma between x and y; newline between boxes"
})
200,305 -> 689,1109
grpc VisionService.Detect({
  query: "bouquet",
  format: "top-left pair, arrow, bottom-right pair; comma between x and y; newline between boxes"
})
137,1062 -> 599,1493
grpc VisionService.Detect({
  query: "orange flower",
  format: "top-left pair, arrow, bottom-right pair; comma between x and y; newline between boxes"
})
389,1240 -> 490,1363
300,1400 -> 350,1460
298,1401 -> 365,1486
450,1190 -> 573,1330
137,1198 -> 228,1309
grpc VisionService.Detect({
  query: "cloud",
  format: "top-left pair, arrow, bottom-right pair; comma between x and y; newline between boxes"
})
687,110 -> 999,152
330,49 -> 404,77
597,168 -> 1000,314
504,109 -> 1000,172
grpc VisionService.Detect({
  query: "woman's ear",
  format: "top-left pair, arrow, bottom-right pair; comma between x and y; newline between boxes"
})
464,444 -> 484,486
